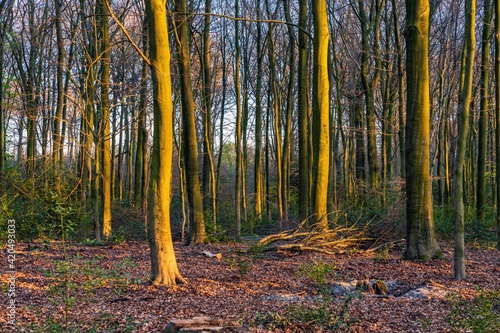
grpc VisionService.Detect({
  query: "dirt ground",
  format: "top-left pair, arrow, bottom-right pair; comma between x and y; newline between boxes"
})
1,240 -> 499,332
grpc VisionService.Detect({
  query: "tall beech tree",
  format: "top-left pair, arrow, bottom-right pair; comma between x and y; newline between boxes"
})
145,0 -> 184,285
174,0 -> 206,245
98,0 -> 112,238
311,0 -> 330,229
404,0 -> 441,259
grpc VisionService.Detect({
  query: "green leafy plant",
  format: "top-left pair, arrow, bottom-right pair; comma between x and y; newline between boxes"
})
253,296 -> 354,331
373,247 -> 390,262
297,260 -> 337,295
447,288 -> 500,333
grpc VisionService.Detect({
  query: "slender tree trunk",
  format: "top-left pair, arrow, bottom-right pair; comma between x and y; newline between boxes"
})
99,0 -> 112,238
282,0 -> 295,227
234,0 -> 242,239
477,0 -> 492,220
454,0 -> 476,281
254,0 -> 264,224
297,0 -> 309,223
266,12 -> 283,229
311,0 -> 330,229
174,0 -> 206,244
392,0 -> 405,179
201,0 -> 217,230
52,0 -> 64,171
145,0 -> 185,286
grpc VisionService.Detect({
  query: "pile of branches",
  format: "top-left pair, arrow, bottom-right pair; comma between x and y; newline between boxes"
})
257,220 -> 372,255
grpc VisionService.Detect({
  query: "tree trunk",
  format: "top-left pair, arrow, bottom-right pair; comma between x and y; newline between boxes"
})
99,0 -> 112,238
454,0 -> 475,280
174,0 -> 206,245
234,0 -> 242,239
311,0 -> 330,229
254,0 -> 264,224
52,0 -> 64,171
145,0 -> 185,286
404,0 -> 442,260
494,0 -> 500,250
201,0 -> 217,230
477,0 -> 492,220
392,0 -> 405,179
297,0 -> 310,223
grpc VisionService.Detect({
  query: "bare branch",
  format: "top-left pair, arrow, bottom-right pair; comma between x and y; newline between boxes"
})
104,0 -> 150,66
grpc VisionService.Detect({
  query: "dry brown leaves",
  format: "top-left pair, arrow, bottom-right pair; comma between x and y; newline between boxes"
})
0,241 -> 498,332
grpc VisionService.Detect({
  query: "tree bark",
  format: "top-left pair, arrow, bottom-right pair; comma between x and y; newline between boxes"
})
174,0 -> 206,244
404,0 -> 442,260
311,0 -> 330,229
145,0 -> 185,285
297,0 -> 310,223
477,0 -> 492,220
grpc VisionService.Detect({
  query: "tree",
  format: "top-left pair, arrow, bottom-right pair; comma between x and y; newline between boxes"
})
98,0 -> 112,238
311,0 -> 330,229
145,0 -> 184,285
495,0 -> 500,250
404,0 -> 442,259
173,0 -> 206,245
201,0 -> 217,231
297,0 -> 309,223
234,0 -> 243,239
454,0 -> 476,281
477,0 -> 493,220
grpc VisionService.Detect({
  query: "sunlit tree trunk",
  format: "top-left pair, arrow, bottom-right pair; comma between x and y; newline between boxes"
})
266,11 -> 283,229
254,0 -> 264,224
174,0 -> 206,244
145,0 -> 185,285
404,0 -> 442,260
282,0 -> 295,226
99,0 -> 112,238
311,0 -> 330,229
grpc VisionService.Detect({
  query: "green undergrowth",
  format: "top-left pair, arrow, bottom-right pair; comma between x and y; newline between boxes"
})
434,205 -> 497,245
447,288 -> 500,333
251,260 -> 356,331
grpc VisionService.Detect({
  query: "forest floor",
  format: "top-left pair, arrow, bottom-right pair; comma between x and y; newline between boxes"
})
1,240 -> 499,332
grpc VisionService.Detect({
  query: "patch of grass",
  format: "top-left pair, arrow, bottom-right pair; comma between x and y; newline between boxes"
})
447,288 -> 500,333
296,260 -> 337,295
373,247 -> 390,263
253,296 -> 354,331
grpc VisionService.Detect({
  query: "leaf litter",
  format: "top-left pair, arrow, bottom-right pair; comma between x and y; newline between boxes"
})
0,241 -> 498,332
